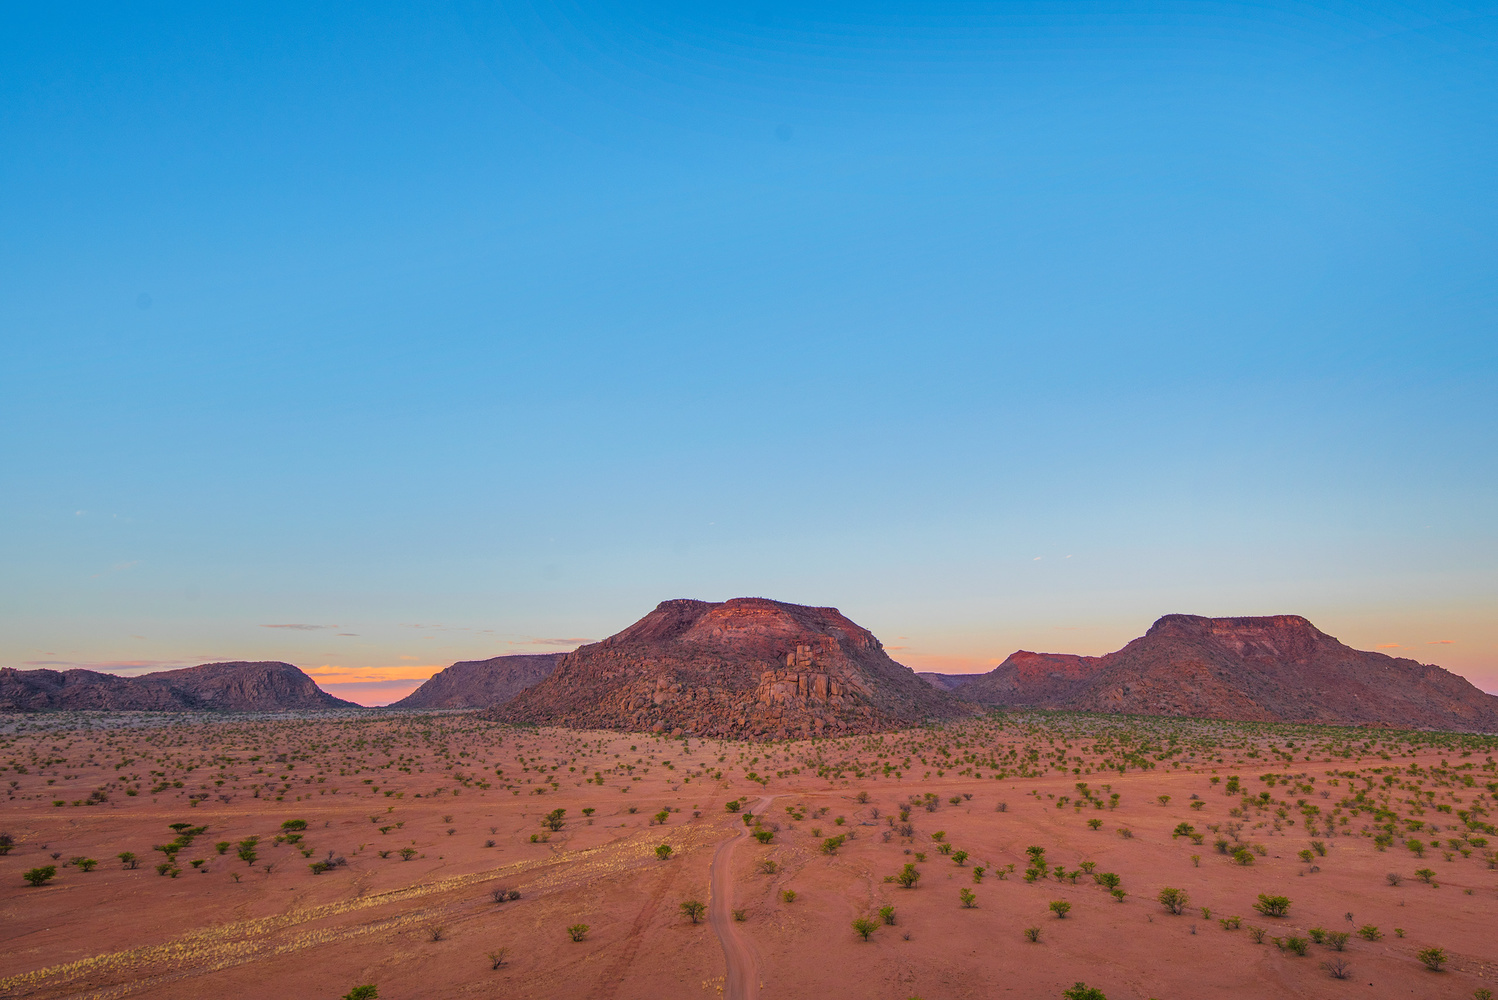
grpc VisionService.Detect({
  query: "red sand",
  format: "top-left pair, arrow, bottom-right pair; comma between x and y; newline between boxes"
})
1,712 -> 1495,1000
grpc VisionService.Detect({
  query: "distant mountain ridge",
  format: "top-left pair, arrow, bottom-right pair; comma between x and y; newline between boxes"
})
492,597 -> 970,739
391,653 -> 562,709
921,614 -> 1498,732
0,661 -> 358,712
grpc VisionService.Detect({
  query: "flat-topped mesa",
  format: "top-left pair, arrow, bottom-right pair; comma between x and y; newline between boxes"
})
490,597 -> 969,740
941,613 -> 1498,733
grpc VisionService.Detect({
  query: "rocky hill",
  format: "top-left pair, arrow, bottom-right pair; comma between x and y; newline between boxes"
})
392,653 -> 562,709
940,614 -> 1498,731
491,598 -> 970,739
0,661 -> 358,712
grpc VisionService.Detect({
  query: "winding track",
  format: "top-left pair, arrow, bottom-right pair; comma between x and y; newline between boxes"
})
707,795 -> 773,1000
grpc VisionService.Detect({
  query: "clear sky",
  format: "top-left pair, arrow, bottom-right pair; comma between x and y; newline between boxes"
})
2,1 -> 1494,705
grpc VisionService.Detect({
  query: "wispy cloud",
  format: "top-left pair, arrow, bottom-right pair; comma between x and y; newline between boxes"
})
507,637 -> 592,647
1428,639 -> 1454,645
1376,643 -> 1401,649
304,664 -> 442,684
260,623 -> 336,631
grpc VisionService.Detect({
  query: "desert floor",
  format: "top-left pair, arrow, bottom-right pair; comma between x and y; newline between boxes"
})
1,710 -> 1496,1000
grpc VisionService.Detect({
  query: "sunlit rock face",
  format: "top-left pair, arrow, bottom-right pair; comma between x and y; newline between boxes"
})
941,614 -> 1498,733
491,598 -> 970,740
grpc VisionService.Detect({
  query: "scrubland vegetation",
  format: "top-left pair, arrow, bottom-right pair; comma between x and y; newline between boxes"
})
0,709 -> 1495,998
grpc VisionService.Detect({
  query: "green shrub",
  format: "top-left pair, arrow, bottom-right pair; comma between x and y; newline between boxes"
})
342,987 -> 378,1000
1357,925 -> 1382,941
1062,984 -> 1107,1000
1416,947 -> 1447,971
1049,899 -> 1070,918
852,917 -> 878,941
656,844 -> 673,860
1324,931 -> 1350,951
879,904 -> 896,925
680,900 -> 705,924
1253,894 -> 1290,917
23,866 -> 57,887
566,923 -> 589,942
1024,926 -> 1041,942
1157,887 -> 1188,915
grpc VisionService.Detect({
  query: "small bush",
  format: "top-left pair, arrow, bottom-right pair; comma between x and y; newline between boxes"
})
1062,984 -> 1107,1000
1386,872 -> 1403,886
1049,899 -> 1070,918
781,889 -> 797,904
680,900 -> 705,924
960,888 -> 978,908
487,947 -> 508,969
1357,925 -> 1382,941
1024,926 -> 1041,942
1416,947 -> 1447,971
1283,936 -> 1309,956
1308,927 -> 1326,944
342,987 -> 378,1000
1219,916 -> 1241,930
1248,925 -> 1267,944
1252,894 -> 1290,918
1157,887 -> 1189,915
852,917 -> 878,941
23,866 -> 57,887
879,904 -> 896,925
1324,931 -> 1350,951
566,923 -> 589,942
1321,957 -> 1351,980
656,844 -> 673,860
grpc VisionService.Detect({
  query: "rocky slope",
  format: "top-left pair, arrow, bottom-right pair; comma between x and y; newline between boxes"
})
0,662 -> 358,712
391,653 -> 562,710
941,614 -> 1498,731
492,598 -> 970,739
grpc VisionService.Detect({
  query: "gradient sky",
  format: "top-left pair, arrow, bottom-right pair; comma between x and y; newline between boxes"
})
2,1 -> 1494,705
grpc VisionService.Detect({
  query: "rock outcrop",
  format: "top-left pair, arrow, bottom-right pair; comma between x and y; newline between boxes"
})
491,598 -> 970,739
944,614 -> 1498,732
391,653 -> 562,710
0,661 -> 358,712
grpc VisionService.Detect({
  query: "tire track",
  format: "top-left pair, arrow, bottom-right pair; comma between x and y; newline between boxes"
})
708,796 -> 774,1000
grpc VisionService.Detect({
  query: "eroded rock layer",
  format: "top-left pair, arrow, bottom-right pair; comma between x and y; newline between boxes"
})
392,653 -> 562,710
0,661 -> 357,712
491,598 -> 969,739
939,614 -> 1498,732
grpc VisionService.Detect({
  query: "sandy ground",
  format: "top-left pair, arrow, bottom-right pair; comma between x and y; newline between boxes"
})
1,711 -> 1496,1000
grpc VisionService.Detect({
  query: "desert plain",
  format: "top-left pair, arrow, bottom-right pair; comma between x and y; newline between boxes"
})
1,710 -> 1496,1000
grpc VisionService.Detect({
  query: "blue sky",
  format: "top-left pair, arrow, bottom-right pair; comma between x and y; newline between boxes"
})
2,1 -> 1494,703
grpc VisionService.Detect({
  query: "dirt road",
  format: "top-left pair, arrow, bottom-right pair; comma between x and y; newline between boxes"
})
707,795 -> 773,1000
